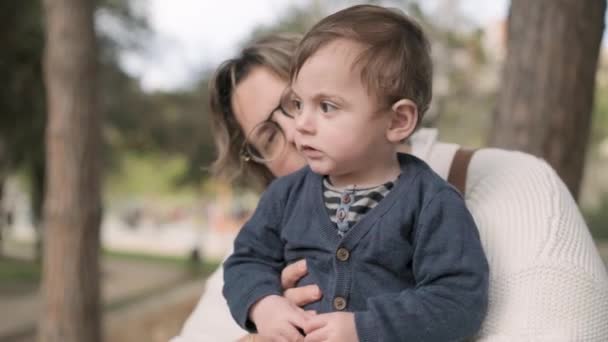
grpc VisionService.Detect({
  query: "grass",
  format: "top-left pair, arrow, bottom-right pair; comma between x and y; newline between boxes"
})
0,248 -> 219,295
0,256 -> 41,294
102,248 -> 220,277
0,249 -> 219,341
0,256 -> 40,282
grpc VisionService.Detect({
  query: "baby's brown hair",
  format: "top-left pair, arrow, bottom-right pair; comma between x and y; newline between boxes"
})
291,5 -> 433,120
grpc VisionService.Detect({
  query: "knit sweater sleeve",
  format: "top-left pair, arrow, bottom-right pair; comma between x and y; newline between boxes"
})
222,180 -> 288,332
355,188 -> 489,342
170,260 -> 248,342
465,149 -> 608,341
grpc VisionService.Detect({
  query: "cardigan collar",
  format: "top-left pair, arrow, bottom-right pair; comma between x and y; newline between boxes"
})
308,153 -> 424,248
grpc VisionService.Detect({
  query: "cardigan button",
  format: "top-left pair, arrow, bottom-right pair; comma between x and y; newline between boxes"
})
342,194 -> 352,204
336,247 -> 350,261
333,296 -> 347,310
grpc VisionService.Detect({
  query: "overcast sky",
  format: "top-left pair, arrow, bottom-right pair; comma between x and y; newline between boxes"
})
121,0 -> 605,91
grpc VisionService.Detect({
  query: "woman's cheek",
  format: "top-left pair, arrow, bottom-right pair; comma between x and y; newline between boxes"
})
269,149 -> 306,177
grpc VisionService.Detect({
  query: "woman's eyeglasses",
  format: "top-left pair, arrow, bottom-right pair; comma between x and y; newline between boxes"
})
240,89 -> 296,164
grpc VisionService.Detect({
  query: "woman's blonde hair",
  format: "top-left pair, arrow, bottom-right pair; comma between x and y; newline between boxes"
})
208,33 -> 301,189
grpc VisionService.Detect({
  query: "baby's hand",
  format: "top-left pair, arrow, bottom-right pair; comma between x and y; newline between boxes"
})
302,312 -> 358,342
250,295 -> 314,342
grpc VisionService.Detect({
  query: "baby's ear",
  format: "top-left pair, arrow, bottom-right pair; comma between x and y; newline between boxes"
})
386,99 -> 418,143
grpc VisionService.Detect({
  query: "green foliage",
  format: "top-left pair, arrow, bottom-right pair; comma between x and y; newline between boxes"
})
102,78 -> 216,188
0,0 -> 150,174
0,256 -> 41,295
96,0 -> 150,61
591,74 -> 608,143
0,0 -> 160,224
0,1 -> 46,171
584,193 -> 608,240
105,151 -> 196,200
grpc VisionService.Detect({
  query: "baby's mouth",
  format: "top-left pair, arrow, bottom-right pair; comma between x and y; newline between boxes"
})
301,145 -> 323,158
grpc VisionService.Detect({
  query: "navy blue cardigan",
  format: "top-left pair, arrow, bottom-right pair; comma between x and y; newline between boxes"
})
223,154 -> 489,341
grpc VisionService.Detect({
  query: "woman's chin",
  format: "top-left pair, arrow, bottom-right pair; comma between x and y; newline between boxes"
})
269,155 -> 307,177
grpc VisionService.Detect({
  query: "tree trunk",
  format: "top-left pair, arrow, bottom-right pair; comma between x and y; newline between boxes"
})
0,139 -> 5,257
0,177 -> 4,258
31,157 -> 46,262
39,0 -> 102,341
489,0 -> 606,200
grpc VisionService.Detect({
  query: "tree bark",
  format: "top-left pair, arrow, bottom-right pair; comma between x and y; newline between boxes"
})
39,0 -> 102,341
0,177 -> 4,258
31,158 -> 46,262
490,0 -> 606,200
0,139 -> 5,257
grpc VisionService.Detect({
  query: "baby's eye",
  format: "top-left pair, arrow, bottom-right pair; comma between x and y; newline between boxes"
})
320,102 -> 337,113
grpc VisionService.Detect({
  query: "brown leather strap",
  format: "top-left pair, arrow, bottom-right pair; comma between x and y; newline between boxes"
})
447,148 -> 476,195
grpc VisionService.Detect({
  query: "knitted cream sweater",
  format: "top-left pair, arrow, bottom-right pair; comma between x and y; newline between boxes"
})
413,129 -> 608,341
172,129 -> 608,341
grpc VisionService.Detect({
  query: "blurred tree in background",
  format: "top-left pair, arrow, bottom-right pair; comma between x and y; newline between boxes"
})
39,0 -> 102,341
490,0 -> 607,200
0,0 -> 216,257
0,1 -> 46,258
0,0 -> 118,259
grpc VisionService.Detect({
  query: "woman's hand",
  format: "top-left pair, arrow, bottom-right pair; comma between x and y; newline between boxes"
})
240,260 -> 322,342
281,260 -> 322,306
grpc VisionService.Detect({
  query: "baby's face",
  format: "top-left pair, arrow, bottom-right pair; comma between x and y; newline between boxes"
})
290,39 -> 395,186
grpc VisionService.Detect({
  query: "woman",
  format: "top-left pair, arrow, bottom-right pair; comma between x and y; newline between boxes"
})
172,34 -> 608,341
